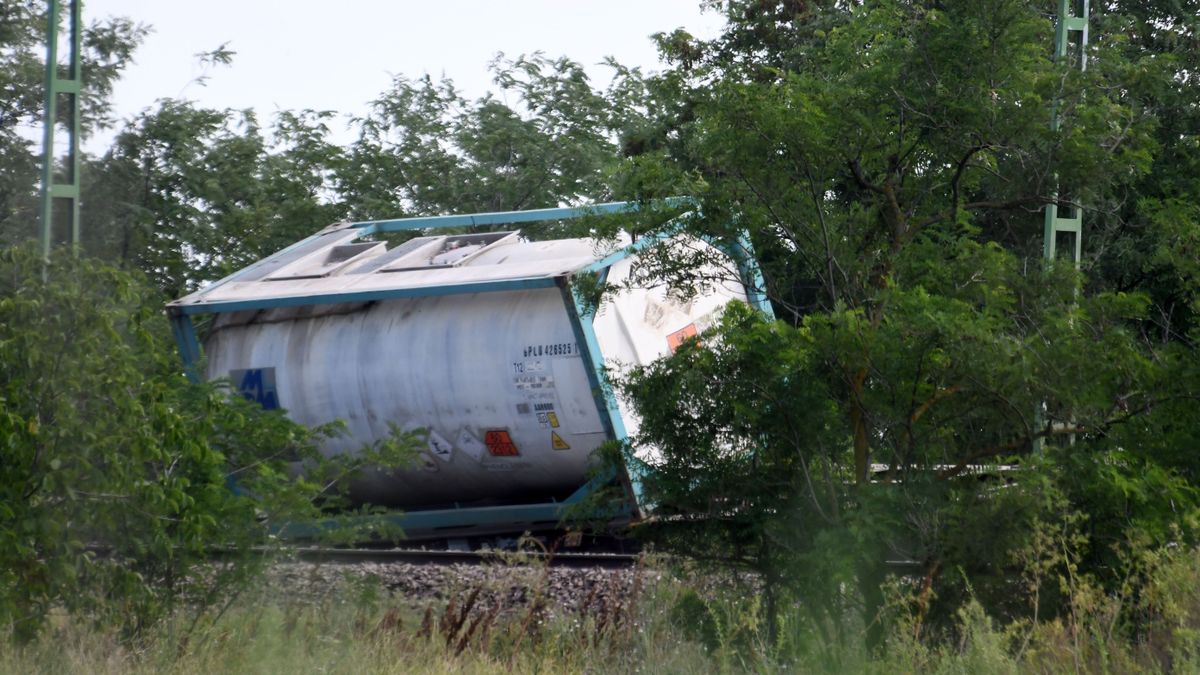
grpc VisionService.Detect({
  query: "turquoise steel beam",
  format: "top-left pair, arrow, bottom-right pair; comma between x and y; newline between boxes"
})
352,198 -> 693,235
559,278 -> 647,515
715,230 -> 775,318
39,0 -> 83,255
172,275 -> 562,317
558,271 -> 648,512
557,279 -> 631,445
581,227 -> 683,275
168,311 -> 203,383
582,213 -> 774,318
277,473 -> 633,540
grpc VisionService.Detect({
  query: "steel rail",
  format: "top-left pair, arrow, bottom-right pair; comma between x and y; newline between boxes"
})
270,547 -> 641,569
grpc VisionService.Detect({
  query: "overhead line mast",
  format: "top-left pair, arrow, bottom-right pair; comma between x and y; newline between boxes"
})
39,0 -> 83,256
1043,0 -> 1089,265
1034,0 -> 1089,454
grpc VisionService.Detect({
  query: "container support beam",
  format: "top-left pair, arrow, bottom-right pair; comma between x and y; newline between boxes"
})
352,198 -> 693,235
557,279 -> 643,508
277,471 -> 632,540
579,213 -> 772,318
714,231 -> 774,318
168,310 -> 203,383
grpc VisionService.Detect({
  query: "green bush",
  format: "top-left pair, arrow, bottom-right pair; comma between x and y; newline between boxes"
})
0,246 -> 411,640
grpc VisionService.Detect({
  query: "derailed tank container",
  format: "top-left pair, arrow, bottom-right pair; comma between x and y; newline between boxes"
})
167,202 -> 771,537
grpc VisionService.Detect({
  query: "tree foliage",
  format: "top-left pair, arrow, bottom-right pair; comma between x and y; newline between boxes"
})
0,247 -> 419,640
82,104 -> 348,296
610,0 -> 1200,647
74,52 -> 649,294
340,54 -> 639,219
5,0 -> 1200,655
0,1 -> 146,244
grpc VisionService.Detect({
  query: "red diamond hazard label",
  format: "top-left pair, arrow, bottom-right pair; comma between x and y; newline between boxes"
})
484,429 -> 519,456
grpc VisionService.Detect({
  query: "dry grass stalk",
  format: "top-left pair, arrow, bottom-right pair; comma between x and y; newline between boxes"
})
373,607 -> 402,637
416,605 -> 434,640
440,587 -> 481,647
455,601 -> 499,656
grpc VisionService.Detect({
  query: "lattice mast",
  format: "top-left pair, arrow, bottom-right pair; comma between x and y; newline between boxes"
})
1043,0 -> 1089,263
1034,0 -> 1089,454
39,0 -> 83,255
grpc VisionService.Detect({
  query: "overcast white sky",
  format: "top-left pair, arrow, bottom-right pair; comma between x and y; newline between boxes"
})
82,1 -> 724,149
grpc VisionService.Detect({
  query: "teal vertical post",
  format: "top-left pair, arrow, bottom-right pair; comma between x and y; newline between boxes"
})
717,231 -> 775,319
39,0 -> 83,256
558,277 -> 647,513
168,311 -> 203,383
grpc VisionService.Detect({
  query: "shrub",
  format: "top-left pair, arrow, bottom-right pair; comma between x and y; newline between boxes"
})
0,246 -> 411,640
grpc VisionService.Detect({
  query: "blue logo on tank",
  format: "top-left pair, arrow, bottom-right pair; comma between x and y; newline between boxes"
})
230,367 -> 279,410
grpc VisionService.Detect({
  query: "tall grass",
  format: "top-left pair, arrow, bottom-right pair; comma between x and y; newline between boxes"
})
8,544 -> 1200,673
0,561 -> 712,675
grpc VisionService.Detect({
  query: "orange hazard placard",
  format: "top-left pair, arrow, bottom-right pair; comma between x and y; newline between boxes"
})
666,323 -> 698,353
484,429 -> 520,456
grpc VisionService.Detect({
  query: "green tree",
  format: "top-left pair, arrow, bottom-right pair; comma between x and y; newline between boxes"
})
1088,2 -> 1200,338
82,102 -> 347,295
0,1 -> 145,244
0,246 -> 415,640
339,54 -> 650,224
79,52 -> 649,294
612,0 -> 1200,649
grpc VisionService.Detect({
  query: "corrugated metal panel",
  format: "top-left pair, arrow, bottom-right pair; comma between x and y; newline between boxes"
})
226,229 -> 362,283
346,236 -> 441,274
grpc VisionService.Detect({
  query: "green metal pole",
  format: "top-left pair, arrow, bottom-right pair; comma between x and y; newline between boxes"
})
1034,0 -> 1089,454
38,0 -> 59,258
38,0 -> 83,256
1042,0 -> 1088,266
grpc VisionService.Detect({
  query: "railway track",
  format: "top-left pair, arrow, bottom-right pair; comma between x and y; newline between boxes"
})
281,547 -> 640,569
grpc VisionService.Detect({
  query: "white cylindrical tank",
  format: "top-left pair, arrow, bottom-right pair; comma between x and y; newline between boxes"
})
175,222 -> 755,511
207,287 -> 607,507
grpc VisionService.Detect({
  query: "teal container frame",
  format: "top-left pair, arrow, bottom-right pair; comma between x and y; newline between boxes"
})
167,199 -> 773,537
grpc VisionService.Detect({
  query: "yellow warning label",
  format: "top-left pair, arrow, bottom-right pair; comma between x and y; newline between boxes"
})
547,412 -> 560,428
551,431 -> 570,450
